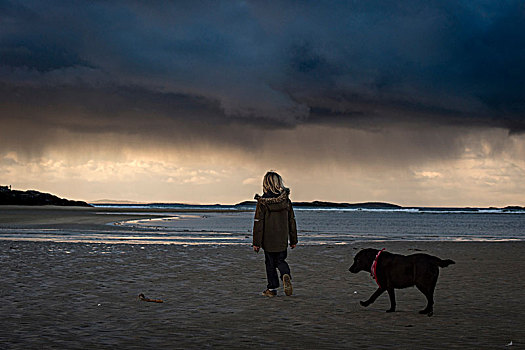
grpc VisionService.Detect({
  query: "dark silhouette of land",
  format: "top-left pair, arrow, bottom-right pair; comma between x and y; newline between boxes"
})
235,200 -> 402,209
3,185 -> 523,210
0,186 -> 91,207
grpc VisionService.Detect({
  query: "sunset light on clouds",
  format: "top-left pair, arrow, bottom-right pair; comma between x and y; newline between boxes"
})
1,1 -> 524,206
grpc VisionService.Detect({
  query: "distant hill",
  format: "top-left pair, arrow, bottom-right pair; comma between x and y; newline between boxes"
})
0,186 -> 92,207
90,199 -> 140,204
235,200 -> 402,209
503,206 -> 525,210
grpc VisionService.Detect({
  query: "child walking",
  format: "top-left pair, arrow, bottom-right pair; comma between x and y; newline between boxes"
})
253,171 -> 298,297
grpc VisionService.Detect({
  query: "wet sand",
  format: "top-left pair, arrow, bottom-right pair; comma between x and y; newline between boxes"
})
0,205 -> 234,228
1,207 -> 524,348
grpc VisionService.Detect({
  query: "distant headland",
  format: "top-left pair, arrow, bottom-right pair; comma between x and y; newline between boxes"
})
3,185 -> 523,210
234,200 -> 402,209
0,186 -> 92,207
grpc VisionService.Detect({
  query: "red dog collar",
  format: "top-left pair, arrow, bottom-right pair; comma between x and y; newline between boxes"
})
370,248 -> 386,288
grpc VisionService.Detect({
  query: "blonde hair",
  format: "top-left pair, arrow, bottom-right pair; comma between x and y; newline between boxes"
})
263,171 -> 286,194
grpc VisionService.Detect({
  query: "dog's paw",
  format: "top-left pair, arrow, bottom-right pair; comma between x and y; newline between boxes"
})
419,309 -> 433,316
359,301 -> 369,307
386,309 -> 395,313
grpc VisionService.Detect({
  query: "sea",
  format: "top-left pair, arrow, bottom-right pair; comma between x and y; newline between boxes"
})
19,204 -> 520,245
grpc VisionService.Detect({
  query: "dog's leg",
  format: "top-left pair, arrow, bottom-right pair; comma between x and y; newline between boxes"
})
416,284 -> 435,316
360,287 -> 384,307
418,289 -> 434,316
386,288 -> 396,312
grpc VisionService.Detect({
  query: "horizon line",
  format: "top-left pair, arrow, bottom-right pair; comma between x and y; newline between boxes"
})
88,200 -> 525,209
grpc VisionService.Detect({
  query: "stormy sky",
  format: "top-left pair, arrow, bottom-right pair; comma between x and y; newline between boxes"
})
1,0 -> 524,206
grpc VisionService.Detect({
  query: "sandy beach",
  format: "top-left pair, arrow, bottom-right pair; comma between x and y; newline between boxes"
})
0,205 -> 207,228
1,207 -> 524,349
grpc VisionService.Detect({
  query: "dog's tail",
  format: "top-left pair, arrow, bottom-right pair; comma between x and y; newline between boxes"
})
437,259 -> 455,268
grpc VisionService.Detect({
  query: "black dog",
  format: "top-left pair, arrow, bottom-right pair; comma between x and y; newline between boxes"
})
349,248 -> 455,316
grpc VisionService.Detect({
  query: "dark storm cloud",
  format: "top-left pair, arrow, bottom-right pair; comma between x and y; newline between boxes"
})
0,82 -> 271,159
1,0 -> 524,152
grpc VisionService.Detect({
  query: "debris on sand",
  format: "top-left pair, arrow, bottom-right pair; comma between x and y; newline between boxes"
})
138,293 -> 163,303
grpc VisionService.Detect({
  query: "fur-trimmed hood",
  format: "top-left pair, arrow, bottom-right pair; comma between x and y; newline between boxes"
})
254,188 -> 291,211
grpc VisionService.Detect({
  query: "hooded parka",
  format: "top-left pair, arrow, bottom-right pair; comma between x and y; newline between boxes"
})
252,188 -> 298,252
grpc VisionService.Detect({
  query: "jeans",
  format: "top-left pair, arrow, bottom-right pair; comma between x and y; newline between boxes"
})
264,250 -> 291,290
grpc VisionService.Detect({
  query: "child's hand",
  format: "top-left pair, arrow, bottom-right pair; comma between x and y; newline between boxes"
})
253,245 -> 260,253
290,244 -> 296,249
